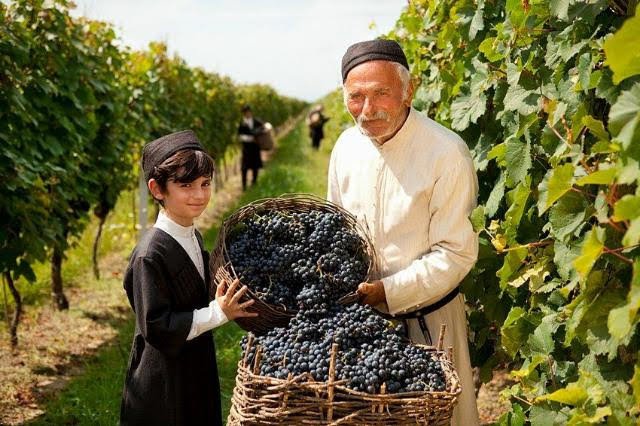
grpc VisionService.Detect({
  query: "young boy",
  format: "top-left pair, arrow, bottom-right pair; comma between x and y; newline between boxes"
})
120,130 -> 256,425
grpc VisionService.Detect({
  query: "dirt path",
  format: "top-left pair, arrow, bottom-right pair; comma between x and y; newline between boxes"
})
477,370 -> 512,424
0,254 -> 130,425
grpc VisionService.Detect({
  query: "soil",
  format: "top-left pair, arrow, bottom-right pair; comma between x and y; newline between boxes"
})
0,253 -> 130,425
477,370 -> 513,424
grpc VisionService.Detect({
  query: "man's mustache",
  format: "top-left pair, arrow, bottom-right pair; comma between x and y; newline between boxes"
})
357,111 -> 390,126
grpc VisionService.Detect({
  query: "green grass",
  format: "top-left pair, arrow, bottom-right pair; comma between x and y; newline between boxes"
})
27,115 -> 335,425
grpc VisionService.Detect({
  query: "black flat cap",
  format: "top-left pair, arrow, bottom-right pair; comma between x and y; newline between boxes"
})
142,130 -> 204,182
341,39 -> 409,82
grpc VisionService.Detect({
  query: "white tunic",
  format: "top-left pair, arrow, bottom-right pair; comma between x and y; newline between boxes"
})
154,211 -> 228,341
328,108 -> 480,425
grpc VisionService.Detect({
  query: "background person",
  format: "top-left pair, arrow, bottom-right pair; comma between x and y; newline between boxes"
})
237,105 -> 264,190
306,104 -> 329,150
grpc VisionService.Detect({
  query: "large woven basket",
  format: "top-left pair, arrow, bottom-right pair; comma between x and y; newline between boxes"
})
209,193 -> 378,334
227,325 -> 461,425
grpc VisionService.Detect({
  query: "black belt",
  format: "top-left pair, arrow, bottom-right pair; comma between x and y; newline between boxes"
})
379,286 -> 460,321
375,287 -> 460,344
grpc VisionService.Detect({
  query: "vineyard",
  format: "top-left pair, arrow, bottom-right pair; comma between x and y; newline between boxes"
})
1,0 -> 640,424
0,0 -> 306,345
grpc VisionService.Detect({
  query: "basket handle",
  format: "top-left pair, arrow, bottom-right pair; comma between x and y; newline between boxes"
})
437,324 -> 446,351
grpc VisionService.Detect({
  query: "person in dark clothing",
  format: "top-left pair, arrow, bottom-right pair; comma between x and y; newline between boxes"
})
307,104 -> 329,150
238,105 -> 264,190
120,130 -> 257,426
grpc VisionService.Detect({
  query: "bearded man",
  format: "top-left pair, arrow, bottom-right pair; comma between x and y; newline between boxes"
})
327,39 -> 480,425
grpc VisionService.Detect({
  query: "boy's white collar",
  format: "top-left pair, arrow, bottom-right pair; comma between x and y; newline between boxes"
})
154,210 -> 194,238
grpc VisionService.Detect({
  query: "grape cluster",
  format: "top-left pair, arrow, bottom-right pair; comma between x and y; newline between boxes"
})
241,304 -> 447,394
227,210 -> 368,310
231,207 -> 446,395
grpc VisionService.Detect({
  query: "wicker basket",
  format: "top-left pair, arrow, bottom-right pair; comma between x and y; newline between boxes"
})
227,325 -> 461,425
209,193 -> 378,334
256,127 -> 274,151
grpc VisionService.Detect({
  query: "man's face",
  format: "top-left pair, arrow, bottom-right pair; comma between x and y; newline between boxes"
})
343,60 -> 413,143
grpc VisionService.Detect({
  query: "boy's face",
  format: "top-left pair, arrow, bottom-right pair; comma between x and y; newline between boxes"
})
149,175 -> 212,226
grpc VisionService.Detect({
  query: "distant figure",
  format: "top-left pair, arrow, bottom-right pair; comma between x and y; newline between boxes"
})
238,105 -> 264,191
307,104 -> 329,150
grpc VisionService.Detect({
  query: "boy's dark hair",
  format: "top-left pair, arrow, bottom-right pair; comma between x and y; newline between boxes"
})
150,149 -> 215,203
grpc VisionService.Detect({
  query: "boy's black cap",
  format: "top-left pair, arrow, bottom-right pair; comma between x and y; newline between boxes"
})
142,130 -> 204,182
341,39 -> 409,82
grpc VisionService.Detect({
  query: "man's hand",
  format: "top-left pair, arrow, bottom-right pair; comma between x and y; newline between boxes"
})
216,279 -> 258,320
357,280 -> 386,306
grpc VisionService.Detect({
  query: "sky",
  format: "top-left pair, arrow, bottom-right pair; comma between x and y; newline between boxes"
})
70,0 -> 408,102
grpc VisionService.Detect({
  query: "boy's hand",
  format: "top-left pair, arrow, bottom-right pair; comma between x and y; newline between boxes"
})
216,279 -> 258,320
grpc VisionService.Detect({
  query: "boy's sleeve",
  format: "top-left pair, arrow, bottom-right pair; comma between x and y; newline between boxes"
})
131,255 -> 193,357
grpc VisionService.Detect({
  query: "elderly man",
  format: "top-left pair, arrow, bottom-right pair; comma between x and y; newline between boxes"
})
327,39 -> 479,424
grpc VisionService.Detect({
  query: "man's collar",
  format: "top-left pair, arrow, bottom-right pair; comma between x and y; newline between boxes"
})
373,107 -> 416,149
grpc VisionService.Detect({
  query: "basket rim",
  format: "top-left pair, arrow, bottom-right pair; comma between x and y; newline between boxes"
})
234,359 -> 462,400
208,193 -> 380,327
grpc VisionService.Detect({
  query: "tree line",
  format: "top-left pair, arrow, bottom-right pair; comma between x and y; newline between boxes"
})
0,0 -> 307,346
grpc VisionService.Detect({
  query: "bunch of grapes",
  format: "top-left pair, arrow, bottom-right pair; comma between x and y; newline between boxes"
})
227,210 -> 368,310
230,207 -> 447,395
241,304 -> 446,394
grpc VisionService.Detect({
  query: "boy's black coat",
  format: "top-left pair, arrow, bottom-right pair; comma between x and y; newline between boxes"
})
120,228 -> 222,426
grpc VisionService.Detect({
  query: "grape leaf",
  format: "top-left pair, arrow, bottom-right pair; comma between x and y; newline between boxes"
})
549,0 -> 570,21
609,82 -> 640,151
486,172 -> 506,217
612,194 -> 640,221
470,205 -> 486,232
527,314 -> 557,355
469,0 -> 485,40
499,247 -> 528,289
501,306 -> 536,357
451,92 -> 487,131
607,260 -> 640,342
582,115 -> 609,141
575,168 -> 617,185
538,163 -> 575,214
631,363 -> 640,410
505,138 -> 532,188
536,382 -> 587,405
603,4 -> 640,84
504,177 -> 531,241
549,190 -> 589,242
573,227 -> 605,280
623,218 -> 640,246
